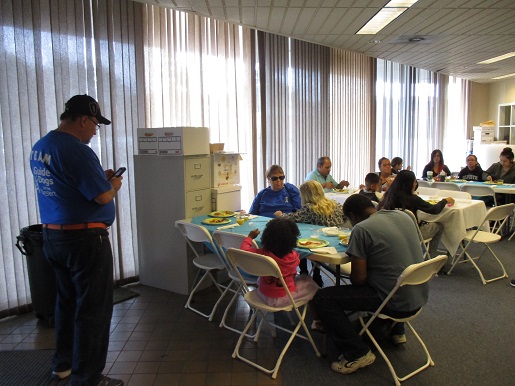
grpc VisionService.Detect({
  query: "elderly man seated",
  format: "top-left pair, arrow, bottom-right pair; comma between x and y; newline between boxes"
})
306,156 -> 349,193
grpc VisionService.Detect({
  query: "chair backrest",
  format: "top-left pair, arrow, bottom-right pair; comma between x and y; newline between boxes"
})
398,255 -> 448,286
416,180 -> 431,188
431,182 -> 461,191
226,248 -> 281,279
437,189 -> 471,200
360,254 -> 447,334
176,220 -> 213,243
176,220 -> 223,262
400,210 -> 431,259
484,203 -> 515,223
460,184 -> 496,205
416,187 -> 439,196
212,230 -> 259,251
212,230 -> 260,272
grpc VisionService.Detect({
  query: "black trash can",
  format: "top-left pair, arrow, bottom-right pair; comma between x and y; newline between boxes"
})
16,224 -> 56,326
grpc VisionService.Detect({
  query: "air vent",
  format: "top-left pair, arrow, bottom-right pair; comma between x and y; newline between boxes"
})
389,35 -> 437,44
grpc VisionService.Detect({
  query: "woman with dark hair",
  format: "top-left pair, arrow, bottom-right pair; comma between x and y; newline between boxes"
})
483,147 -> 515,183
249,165 -> 301,217
421,149 -> 452,180
378,170 -> 454,258
377,157 -> 394,191
240,218 -> 319,306
390,157 -> 411,175
458,154 -> 484,181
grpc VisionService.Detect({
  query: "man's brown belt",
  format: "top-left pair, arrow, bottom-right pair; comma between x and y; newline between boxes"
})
42,222 -> 107,230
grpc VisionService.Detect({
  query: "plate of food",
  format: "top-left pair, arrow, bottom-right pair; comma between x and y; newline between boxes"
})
202,217 -> 231,225
484,180 -> 496,185
451,179 -> 466,183
321,227 -> 339,236
339,238 -> 350,246
297,239 -> 329,249
209,210 -> 236,218
332,188 -> 349,193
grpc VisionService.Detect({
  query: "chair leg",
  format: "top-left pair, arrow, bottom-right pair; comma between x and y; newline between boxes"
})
359,318 -> 434,386
232,305 -> 320,379
447,244 -> 508,284
185,269 -> 225,319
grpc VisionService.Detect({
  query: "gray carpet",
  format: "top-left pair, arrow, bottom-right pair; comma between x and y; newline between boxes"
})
276,238 -> 515,386
0,350 -> 54,386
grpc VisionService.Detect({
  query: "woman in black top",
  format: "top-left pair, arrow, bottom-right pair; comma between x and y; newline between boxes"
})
378,170 -> 455,258
458,154 -> 484,181
421,149 -> 452,180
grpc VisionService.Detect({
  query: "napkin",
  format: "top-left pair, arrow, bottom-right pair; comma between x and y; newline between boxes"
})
310,246 -> 338,254
217,223 -> 240,230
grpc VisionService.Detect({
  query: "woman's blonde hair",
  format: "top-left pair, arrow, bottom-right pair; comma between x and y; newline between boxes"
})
299,180 -> 337,217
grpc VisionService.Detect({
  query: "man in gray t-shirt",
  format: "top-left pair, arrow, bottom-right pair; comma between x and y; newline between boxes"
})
312,194 -> 427,376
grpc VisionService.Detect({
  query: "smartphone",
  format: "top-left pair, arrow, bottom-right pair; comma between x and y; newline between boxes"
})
109,167 -> 126,180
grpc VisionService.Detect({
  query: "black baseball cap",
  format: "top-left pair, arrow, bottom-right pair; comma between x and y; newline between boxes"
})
60,94 -> 111,125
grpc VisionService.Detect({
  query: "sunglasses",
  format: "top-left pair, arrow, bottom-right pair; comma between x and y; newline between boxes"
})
268,175 -> 285,181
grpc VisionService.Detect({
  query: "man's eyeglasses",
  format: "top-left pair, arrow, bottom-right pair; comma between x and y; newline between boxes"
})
268,176 -> 285,181
87,117 -> 101,130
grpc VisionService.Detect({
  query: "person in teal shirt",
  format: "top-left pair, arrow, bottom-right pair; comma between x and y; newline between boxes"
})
305,156 -> 349,193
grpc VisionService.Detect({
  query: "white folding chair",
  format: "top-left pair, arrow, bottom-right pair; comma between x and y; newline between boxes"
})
416,180 -> 431,188
437,189 -> 471,200
416,187 -> 439,196
403,210 -> 432,260
226,248 -> 321,379
358,255 -> 448,386
431,182 -> 461,191
176,221 -> 227,320
460,184 -> 497,207
212,231 -> 261,336
447,203 -> 514,284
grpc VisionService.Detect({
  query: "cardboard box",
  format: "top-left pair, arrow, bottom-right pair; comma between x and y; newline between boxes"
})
209,143 -> 224,153
473,126 -> 494,143
137,127 -> 209,156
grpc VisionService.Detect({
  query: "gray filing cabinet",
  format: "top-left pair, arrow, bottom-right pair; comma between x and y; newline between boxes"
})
134,155 -> 211,294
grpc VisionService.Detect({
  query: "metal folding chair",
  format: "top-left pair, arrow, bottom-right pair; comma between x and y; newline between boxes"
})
447,203 -> 514,284
358,255 -> 448,386
431,182 -> 461,191
226,248 -> 321,379
211,231 -> 261,336
176,221 -> 228,320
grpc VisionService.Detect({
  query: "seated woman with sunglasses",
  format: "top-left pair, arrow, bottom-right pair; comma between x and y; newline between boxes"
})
249,165 -> 301,218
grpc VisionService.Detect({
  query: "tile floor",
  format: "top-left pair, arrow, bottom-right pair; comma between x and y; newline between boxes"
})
0,283 -> 296,385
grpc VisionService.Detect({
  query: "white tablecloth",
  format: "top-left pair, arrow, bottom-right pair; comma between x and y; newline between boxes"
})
325,192 -> 352,205
417,197 -> 487,256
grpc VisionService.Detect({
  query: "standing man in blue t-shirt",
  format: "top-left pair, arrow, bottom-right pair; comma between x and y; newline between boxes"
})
306,156 -> 350,193
30,95 -> 124,386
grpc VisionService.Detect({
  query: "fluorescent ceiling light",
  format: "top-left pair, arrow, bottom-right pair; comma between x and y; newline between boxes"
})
492,73 -> 515,80
357,0 -> 419,35
478,52 -> 515,64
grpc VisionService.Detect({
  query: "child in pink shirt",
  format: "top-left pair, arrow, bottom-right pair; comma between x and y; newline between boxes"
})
240,217 -> 319,307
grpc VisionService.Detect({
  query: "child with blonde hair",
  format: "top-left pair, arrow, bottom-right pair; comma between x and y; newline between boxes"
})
275,180 -> 344,287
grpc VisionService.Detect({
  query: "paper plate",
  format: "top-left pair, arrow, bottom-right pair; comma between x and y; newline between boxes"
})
297,239 -> 329,249
209,210 -> 235,218
202,218 -> 231,225
321,227 -> 339,237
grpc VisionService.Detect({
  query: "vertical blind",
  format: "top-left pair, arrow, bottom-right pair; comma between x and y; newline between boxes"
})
0,1 -> 471,318
375,59 -> 470,176
0,0 -> 143,317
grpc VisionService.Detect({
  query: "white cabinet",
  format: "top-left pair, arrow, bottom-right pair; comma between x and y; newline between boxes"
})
134,155 -> 211,295
497,103 -> 515,144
